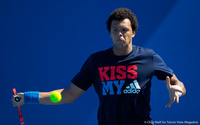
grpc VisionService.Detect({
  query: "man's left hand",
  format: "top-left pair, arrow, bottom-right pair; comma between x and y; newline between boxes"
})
165,76 -> 183,108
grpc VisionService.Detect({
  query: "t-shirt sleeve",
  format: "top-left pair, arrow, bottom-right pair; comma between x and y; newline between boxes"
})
153,52 -> 173,80
71,55 -> 94,91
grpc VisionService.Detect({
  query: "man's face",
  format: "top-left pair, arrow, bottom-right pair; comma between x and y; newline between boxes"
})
110,18 -> 135,49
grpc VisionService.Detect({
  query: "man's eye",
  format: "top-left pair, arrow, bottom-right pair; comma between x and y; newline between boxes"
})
112,29 -> 117,32
122,28 -> 128,32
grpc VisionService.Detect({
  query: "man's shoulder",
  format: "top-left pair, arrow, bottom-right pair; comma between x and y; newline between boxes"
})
90,48 -> 111,57
134,45 -> 154,55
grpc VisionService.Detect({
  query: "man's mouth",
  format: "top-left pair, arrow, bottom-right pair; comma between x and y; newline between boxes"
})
117,37 -> 124,41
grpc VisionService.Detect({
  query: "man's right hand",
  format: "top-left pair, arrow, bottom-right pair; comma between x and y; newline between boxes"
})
11,93 -> 25,107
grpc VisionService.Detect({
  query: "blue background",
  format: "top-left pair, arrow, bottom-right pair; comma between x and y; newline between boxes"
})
1,0 -> 200,124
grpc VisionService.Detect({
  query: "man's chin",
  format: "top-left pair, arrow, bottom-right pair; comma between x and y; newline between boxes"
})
113,43 -> 128,49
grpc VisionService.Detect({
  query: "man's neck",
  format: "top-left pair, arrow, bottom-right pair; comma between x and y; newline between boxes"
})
112,45 -> 133,56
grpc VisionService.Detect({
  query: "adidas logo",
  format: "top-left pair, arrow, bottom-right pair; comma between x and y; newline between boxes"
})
123,80 -> 141,94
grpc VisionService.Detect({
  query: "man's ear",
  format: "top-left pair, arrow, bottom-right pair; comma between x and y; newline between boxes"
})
132,31 -> 136,38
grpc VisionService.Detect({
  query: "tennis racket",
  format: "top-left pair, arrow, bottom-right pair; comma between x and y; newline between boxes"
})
12,88 -> 24,125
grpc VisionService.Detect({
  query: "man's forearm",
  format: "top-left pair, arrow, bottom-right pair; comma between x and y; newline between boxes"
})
39,88 -> 75,105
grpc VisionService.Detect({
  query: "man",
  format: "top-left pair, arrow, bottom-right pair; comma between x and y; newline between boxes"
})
12,8 -> 186,125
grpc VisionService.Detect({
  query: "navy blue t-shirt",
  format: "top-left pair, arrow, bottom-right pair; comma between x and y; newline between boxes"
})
71,45 -> 173,125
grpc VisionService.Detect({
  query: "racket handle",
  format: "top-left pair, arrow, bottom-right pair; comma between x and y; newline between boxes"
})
13,88 -> 21,103
13,88 -> 16,95
12,88 -> 25,125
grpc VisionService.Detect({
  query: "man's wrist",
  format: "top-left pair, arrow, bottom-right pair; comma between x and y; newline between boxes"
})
24,91 -> 40,104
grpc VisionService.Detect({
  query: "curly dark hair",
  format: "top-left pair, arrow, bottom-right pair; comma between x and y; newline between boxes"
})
106,8 -> 138,33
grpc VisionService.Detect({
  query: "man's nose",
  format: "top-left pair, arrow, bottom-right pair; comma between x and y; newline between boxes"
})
118,31 -> 123,36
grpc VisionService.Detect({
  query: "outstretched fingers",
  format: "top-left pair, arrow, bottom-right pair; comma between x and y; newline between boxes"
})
165,95 -> 176,108
176,93 -> 179,103
165,76 -> 183,108
166,76 -> 171,89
